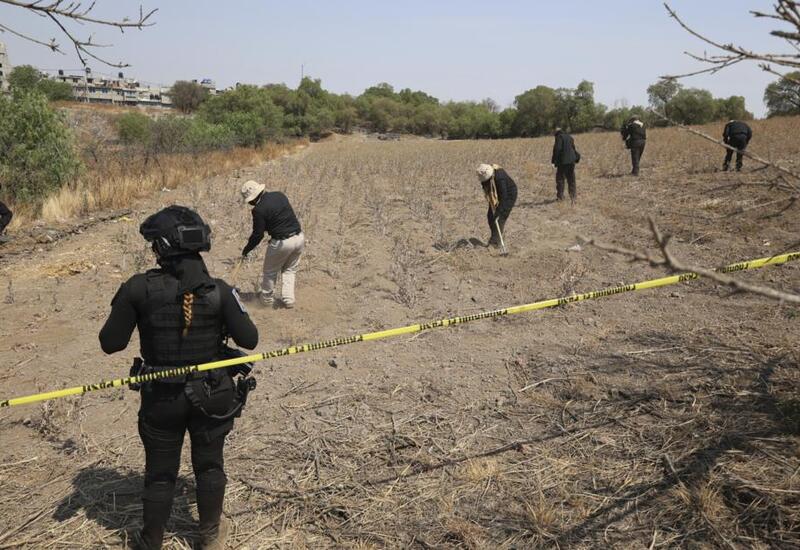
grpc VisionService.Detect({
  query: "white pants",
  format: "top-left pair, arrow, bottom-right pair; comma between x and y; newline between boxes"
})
261,232 -> 305,305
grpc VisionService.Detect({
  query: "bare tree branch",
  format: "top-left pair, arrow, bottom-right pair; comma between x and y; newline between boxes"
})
663,2 -> 800,80
0,0 -> 156,67
580,217 -> 800,304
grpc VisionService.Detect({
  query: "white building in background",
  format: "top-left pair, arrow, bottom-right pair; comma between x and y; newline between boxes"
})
0,42 -> 12,92
47,68 -> 176,107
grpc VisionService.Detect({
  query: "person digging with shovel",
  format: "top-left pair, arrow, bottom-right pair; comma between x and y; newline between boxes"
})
240,180 -> 305,309
476,163 -> 517,253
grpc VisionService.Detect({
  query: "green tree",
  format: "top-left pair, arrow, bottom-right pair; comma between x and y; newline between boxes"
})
0,91 -> 80,204
36,79 -> 73,101
764,72 -> 800,117
647,79 -> 682,123
512,86 -> 558,137
199,85 -> 284,146
8,65 -> 73,101
561,80 -> 602,132
398,88 -> 438,106
714,96 -> 752,121
667,88 -> 717,124
7,65 -> 41,92
362,82 -> 397,99
169,80 -> 209,114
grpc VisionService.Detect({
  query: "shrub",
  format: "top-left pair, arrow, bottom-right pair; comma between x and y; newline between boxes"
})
169,80 -> 209,114
0,91 -> 80,204
199,85 -> 284,146
184,119 -> 236,152
116,111 -> 152,145
8,65 -> 73,101
149,116 -> 192,154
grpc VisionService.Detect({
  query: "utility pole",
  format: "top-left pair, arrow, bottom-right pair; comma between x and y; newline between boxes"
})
300,63 -> 304,82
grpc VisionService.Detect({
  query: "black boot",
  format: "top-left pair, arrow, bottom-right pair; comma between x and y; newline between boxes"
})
138,497 -> 172,549
197,486 -> 227,549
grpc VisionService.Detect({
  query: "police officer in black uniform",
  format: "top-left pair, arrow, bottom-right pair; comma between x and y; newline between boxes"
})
99,206 -> 258,550
722,119 -> 753,172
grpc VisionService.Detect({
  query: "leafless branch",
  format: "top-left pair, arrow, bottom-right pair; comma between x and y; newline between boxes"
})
648,109 -> 800,191
663,2 -> 800,80
0,0 -> 156,67
580,217 -> 800,304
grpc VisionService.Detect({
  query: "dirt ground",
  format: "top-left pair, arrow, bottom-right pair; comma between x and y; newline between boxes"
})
1,118 -> 799,548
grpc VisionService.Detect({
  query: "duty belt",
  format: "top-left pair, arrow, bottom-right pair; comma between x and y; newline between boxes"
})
273,230 -> 300,241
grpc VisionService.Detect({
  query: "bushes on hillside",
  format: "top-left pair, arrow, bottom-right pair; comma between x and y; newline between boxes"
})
0,91 -> 80,204
8,65 -> 73,101
116,112 -> 235,154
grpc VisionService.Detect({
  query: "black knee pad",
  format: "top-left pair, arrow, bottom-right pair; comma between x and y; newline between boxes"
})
143,478 -> 175,503
196,467 -> 227,493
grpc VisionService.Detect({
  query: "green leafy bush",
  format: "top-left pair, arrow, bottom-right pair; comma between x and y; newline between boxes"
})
0,91 -> 80,204
8,65 -> 73,101
116,112 -> 152,145
184,119 -> 236,152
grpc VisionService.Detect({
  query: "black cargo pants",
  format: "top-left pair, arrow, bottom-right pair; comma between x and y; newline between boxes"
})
136,374 -> 235,549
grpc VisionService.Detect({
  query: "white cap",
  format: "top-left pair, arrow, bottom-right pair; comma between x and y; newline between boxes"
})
476,164 -> 495,182
240,180 -> 266,204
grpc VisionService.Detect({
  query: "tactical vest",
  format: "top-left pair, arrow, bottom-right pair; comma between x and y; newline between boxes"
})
135,271 -> 224,366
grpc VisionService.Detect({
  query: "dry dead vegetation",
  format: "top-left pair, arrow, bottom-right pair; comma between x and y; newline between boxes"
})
0,118 -> 799,548
8,106 -> 306,228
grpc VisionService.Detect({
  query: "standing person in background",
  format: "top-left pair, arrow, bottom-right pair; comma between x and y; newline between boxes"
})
476,164 -> 518,248
0,199 -> 12,244
621,116 -> 647,176
240,180 -> 305,309
551,128 -> 580,204
722,120 -> 753,172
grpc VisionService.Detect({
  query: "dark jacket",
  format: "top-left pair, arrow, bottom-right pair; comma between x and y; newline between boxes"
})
481,168 -> 518,215
242,191 -> 302,256
552,131 -> 579,165
621,120 -> 646,147
723,120 -> 752,144
0,201 -> 12,234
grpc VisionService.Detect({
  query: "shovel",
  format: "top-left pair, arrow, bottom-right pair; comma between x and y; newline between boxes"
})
229,257 -> 244,291
483,184 -> 508,256
494,218 -> 508,256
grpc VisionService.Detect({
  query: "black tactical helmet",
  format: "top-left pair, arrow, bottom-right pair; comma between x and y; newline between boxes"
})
139,205 -> 211,258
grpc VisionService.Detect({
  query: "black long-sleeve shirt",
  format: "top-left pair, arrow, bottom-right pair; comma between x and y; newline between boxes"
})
242,191 -> 301,256
99,277 -> 258,354
621,120 -> 646,146
481,168 -> 518,217
723,120 -> 752,144
0,201 -> 12,234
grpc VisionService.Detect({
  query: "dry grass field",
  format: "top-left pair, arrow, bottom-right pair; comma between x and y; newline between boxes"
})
0,117 -> 799,548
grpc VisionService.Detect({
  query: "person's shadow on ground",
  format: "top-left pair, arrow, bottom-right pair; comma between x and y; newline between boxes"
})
433,237 -> 486,252
53,466 -> 197,547
516,198 -> 558,208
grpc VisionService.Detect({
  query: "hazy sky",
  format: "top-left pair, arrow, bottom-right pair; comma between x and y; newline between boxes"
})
0,1 -> 787,117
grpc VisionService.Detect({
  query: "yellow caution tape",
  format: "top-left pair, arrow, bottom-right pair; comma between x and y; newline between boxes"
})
2,252 -> 798,408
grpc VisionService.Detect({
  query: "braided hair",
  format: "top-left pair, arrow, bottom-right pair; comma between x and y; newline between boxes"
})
182,292 -> 194,337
